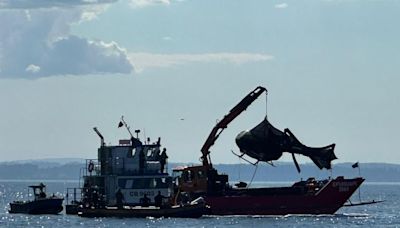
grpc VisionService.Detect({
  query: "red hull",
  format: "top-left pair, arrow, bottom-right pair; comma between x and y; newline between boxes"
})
205,177 -> 364,215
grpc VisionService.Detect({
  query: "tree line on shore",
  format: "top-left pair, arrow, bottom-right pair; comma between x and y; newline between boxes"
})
0,160 -> 399,182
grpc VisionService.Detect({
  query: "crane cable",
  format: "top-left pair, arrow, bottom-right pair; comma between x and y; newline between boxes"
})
246,89 -> 268,188
238,156 -> 241,181
247,162 -> 259,188
265,90 -> 268,120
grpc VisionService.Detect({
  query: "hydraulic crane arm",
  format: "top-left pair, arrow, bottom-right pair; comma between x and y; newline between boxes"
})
200,86 -> 267,167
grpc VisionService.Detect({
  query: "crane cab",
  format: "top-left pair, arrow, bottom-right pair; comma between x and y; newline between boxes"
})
173,165 -> 228,200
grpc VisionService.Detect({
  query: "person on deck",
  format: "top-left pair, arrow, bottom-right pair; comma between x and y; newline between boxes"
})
115,189 -> 124,209
160,148 -> 168,173
154,191 -> 165,208
139,149 -> 145,174
140,194 -> 151,207
38,183 -> 46,198
39,190 -> 46,198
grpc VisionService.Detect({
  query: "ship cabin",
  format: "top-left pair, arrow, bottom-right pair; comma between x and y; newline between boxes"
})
31,183 -> 53,201
78,136 -> 173,207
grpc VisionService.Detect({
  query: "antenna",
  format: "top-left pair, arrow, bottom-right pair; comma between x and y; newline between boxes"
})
93,127 -> 105,146
134,129 -> 141,139
143,128 -> 146,144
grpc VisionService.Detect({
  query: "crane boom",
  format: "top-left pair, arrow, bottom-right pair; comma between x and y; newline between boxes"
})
200,86 -> 267,166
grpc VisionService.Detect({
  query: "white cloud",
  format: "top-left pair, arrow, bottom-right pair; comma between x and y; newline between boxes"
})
24,9 -> 31,20
162,36 -> 172,41
275,3 -> 288,9
0,3 -> 133,78
25,64 -> 41,73
79,6 -> 105,21
128,52 -> 274,73
129,0 -> 170,8
0,0 -> 117,9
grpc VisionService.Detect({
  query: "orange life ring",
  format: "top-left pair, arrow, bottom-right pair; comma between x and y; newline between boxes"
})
88,161 -> 94,173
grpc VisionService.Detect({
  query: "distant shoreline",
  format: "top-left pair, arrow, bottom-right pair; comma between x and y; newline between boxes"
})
0,179 -> 79,183
1,159 -> 399,182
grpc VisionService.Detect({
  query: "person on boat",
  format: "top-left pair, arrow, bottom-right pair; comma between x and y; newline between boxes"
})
139,149 -> 145,174
92,190 -> 99,208
115,189 -> 124,209
37,183 -> 46,199
154,191 -> 165,208
39,190 -> 46,199
140,194 -> 151,207
160,148 -> 168,173
38,185 -> 46,199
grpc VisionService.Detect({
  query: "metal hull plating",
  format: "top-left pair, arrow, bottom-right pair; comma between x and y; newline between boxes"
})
205,177 -> 363,215
9,198 -> 64,215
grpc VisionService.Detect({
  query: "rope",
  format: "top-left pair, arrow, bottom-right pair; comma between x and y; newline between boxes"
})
358,165 -> 362,202
238,156 -> 242,180
247,162 -> 259,188
265,91 -> 268,120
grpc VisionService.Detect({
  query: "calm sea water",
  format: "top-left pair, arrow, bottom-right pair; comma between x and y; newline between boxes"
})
0,180 -> 398,227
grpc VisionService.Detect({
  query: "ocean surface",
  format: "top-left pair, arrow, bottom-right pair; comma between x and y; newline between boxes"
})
0,180 -> 398,227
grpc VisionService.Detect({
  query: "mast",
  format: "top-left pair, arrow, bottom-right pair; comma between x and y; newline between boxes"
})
119,116 -> 134,139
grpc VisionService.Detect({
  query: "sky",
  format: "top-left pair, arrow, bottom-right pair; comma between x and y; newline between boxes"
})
0,0 -> 399,165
